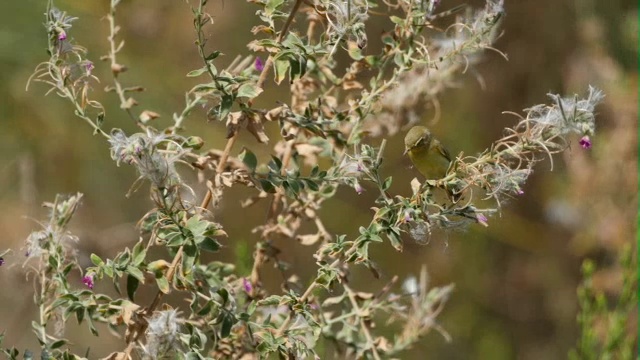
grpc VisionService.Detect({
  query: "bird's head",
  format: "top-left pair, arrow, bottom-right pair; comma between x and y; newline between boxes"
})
403,126 -> 433,155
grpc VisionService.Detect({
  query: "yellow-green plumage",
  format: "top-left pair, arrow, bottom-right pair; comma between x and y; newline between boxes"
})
404,126 -> 451,180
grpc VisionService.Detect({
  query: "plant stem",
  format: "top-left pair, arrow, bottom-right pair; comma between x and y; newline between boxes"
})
343,283 -> 382,360
106,3 -> 139,125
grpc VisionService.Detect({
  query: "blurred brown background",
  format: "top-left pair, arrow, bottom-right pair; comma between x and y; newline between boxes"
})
0,0 -> 637,359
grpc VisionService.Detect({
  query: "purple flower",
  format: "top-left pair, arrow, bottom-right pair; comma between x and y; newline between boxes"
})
0,257 -> 4,266
579,135 -> 592,149
82,273 -> 94,290
476,213 -> 488,227
86,61 -> 94,72
354,181 -> 364,195
516,189 -> 525,195
242,278 -> 253,294
255,57 -> 264,72
404,210 -> 412,222
58,31 -> 67,41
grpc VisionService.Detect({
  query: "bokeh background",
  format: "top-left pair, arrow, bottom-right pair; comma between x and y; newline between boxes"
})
0,0 -> 637,359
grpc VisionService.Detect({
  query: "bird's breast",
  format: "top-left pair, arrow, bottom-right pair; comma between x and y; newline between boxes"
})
408,147 -> 450,180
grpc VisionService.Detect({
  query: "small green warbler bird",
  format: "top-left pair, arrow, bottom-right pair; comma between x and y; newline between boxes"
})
403,125 -> 451,180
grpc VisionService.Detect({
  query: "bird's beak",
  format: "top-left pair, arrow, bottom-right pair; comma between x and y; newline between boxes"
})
403,148 -> 409,156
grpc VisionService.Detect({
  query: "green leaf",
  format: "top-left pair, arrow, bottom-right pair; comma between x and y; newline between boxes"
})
386,230 -> 403,252
218,287 -> 230,304
265,0 -> 285,15
139,211 -> 159,234
182,244 -> 198,275
273,59 -> 290,85
126,275 -> 139,301
282,181 -> 296,198
382,176 -> 393,191
390,15 -> 404,24
62,262 -> 74,276
196,301 -> 213,316
31,321 -> 45,345
247,301 -> 257,315
186,67 -> 208,77
220,313 -> 237,338
288,56 -> 307,82
75,308 -> 84,324
48,255 -> 58,269
365,55 -> 380,66
304,179 -> 319,192
114,250 -> 131,270
156,275 -> 170,294
269,155 -> 283,171
185,136 -> 204,150
186,215 -> 209,243
348,46 -> 364,60
50,339 -> 67,349
237,82 -> 263,98
238,148 -> 258,172
132,241 -> 146,266
218,93 -> 234,120
259,179 -> 276,193
127,264 -> 144,282
370,233 -> 384,243
258,295 -> 282,306
165,232 -> 186,247
90,253 -> 104,266
96,112 -> 105,128
205,51 -> 221,61
86,309 -> 99,336
198,237 -> 221,252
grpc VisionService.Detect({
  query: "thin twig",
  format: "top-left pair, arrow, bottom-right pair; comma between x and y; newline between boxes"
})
343,283 -> 382,360
106,3 -> 139,125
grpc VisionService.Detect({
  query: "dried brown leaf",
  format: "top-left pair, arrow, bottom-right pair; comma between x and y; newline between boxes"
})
226,111 -> 245,139
246,114 -> 270,143
139,110 -> 160,123
297,233 -> 321,246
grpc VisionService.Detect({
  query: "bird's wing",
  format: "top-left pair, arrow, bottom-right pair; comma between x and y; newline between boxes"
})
433,140 -> 452,162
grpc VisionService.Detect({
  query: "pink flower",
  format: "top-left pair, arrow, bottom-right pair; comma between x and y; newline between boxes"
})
354,181 -> 364,195
516,189 -> 524,195
242,278 -> 252,294
0,257 -> 4,266
476,213 -> 488,227
58,31 -> 67,41
579,135 -> 592,149
82,273 -> 94,289
255,57 -> 264,72
86,61 -> 94,72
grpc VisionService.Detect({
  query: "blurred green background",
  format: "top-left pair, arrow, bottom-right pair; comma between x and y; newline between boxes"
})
0,0 -> 637,359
